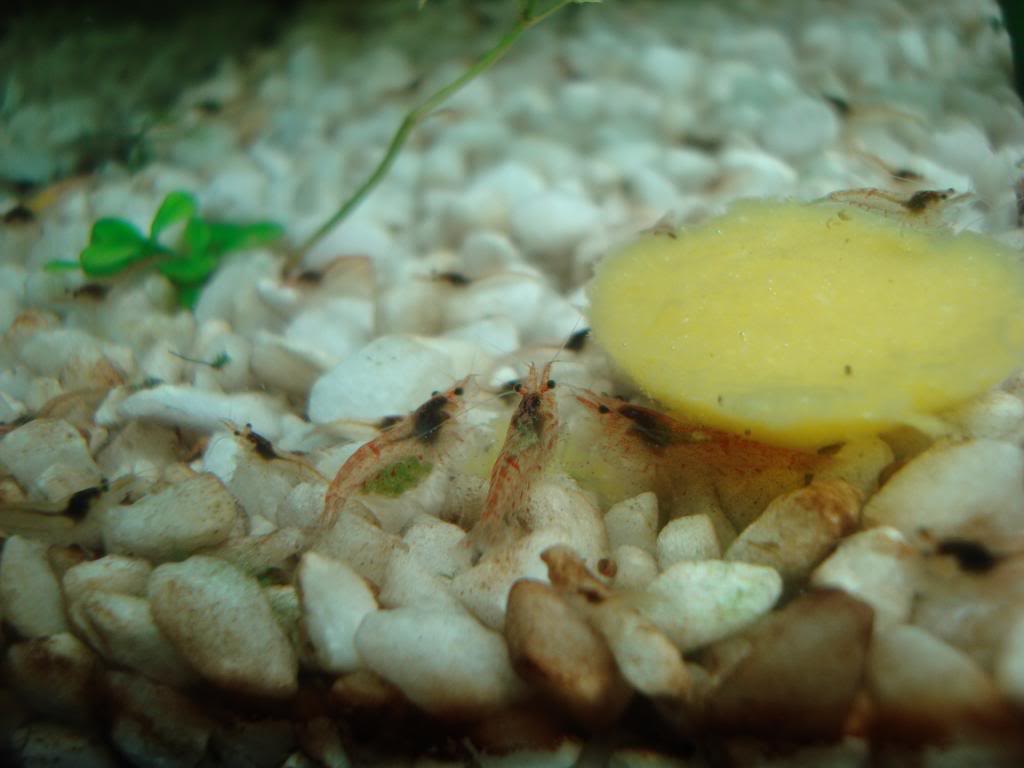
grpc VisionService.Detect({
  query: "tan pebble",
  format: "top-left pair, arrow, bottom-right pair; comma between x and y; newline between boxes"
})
505,578 -> 631,726
708,589 -> 873,740
725,479 -> 860,584
148,556 -> 297,698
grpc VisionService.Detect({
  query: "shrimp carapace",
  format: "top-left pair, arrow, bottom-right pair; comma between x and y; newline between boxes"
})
318,379 -> 469,533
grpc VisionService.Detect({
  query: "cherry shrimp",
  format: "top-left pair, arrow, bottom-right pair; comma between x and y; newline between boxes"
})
318,378 -> 470,534
468,362 -> 560,550
573,390 -> 825,511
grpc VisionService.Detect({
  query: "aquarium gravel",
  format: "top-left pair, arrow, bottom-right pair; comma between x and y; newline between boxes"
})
2,0 -> 1024,766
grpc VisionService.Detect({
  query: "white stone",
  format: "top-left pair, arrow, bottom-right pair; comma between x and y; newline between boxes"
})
719,147 -> 797,197
0,536 -> 68,638
249,332 -> 325,398
863,439 -> 1024,539
605,492 -> 658,554
445,318 -> 520,358
62,556 -> 152,604
459,230 -> 523,276
308,335 -> 457,424
355,608 -> 523,717
509,190 -> 599,259
0,418 -> 102,502
401,517 -> 474,579
69,591 -> 196,686
758,98 -> 840,159
810,527 -> 918,631
995,614 -> 1024,706
444,273 -> 547,336
284,297 -> 374,366
947,391 -> 1024,442
637,45 -> 701,93
611,545 -> 659,591
102,474 -> 242,562
657,514 -> 720,568
638,560 -> 782,652
444,162 -> 546,235
379,549 -> 466,614
313,511 -> 403,587
148,556 -> 298,698
105,384 -> 284,439
298,552 -> 378,674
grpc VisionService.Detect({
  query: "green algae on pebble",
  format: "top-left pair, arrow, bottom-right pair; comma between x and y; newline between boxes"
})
588,198 -> 1024,448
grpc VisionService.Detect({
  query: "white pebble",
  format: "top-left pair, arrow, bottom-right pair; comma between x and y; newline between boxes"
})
102,474 -> 242,562
284,297 -> 374,366
105,384 -> 285,440
355,608 -> 524,717
605,492 -> 658,554
298,552 -> 378,674
148,556 -> 298,698
611,545 -> 659,591
638,560 -> 782,652
0,536 -> 68,638
810,527 -> 918,631
69,591 -> 196,686
307,335 -> 457,425
657,515 -> 720,568
0,418 -> 102,502
758,97 -> 840,159
509,190 -> 599,259
863,439 -> 1024,540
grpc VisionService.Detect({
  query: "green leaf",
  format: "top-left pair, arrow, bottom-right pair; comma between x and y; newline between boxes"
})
79,241 -> 151,276
44,260 -> 82,272
183,217 -> 212,257
157,251 -> 219,284
206,220 -> 284,256
176,282 -> 204,309
90,218 -> 146,246
150,191 -> 197,239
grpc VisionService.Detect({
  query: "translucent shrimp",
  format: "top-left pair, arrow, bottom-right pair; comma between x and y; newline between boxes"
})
470,362 -> 559,549
573,390 -> 826,529
318,379 -> 469,533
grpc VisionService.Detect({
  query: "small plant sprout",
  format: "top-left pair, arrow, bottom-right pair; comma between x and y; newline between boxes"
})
46,190 -> 283,308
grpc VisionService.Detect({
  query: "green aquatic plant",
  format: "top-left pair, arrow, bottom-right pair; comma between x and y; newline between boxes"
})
287,0 -> 601,270
46,190 -> 283,308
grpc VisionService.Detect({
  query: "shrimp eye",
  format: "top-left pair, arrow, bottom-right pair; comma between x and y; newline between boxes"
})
597,404 -> 610,414
453,387 -> 464,396
431,390 -> 439,396
546,379 -> 556,389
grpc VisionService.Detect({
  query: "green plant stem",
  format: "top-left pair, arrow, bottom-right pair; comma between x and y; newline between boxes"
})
286,0 -> 579,271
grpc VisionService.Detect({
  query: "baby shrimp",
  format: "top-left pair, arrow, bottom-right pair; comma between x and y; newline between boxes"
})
822,187 -> 970,227
469,362 -> 559,550
318,378 -> 470,533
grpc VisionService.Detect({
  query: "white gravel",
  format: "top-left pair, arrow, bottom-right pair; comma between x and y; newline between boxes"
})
2,0 -> 1024,764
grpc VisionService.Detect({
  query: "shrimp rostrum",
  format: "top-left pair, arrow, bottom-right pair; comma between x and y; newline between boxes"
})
318,378 -> 469,534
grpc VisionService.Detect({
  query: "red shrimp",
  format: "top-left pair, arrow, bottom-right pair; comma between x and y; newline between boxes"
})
318,379 -> 469,533
469,362 -> 559,549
